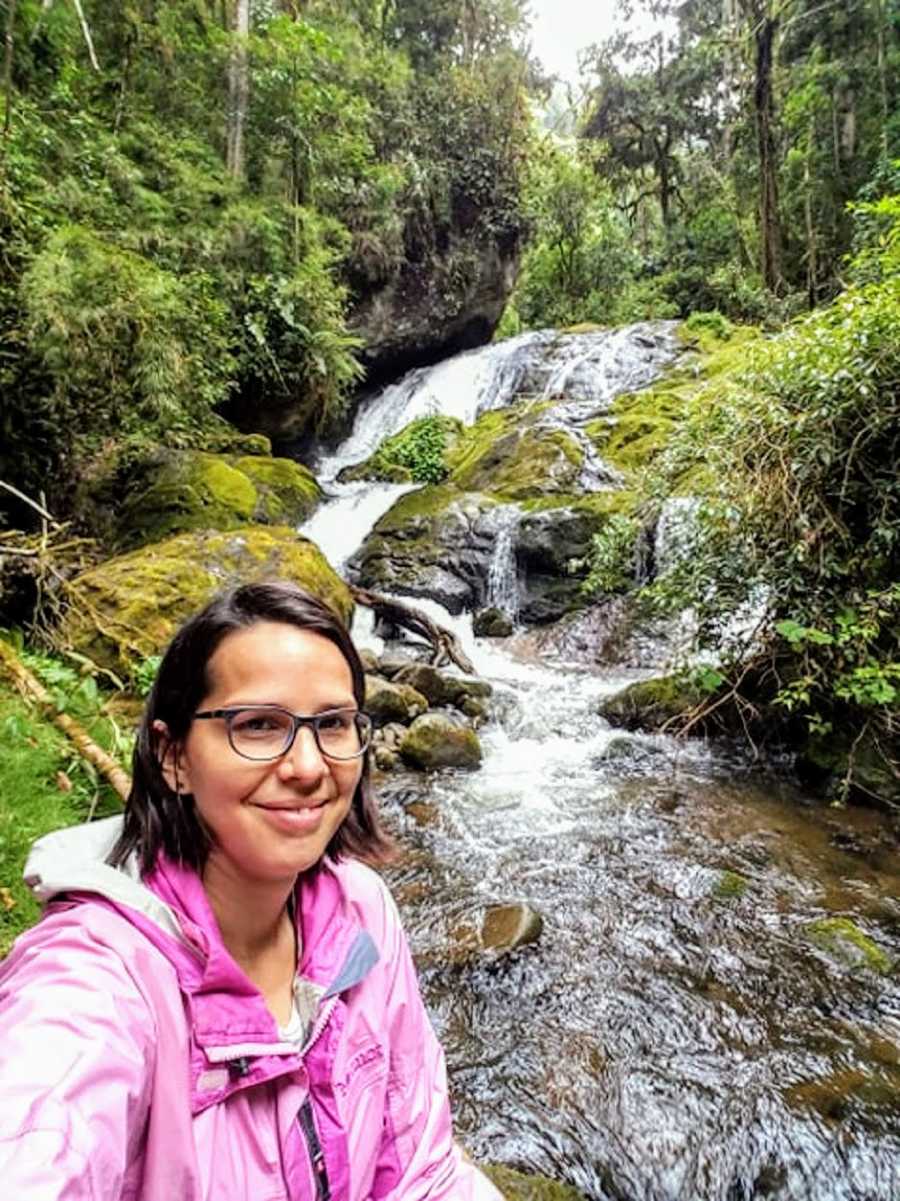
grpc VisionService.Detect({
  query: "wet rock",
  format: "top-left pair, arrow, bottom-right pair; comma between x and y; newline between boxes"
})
61,527 -> 351,675
450,676 -> 493,705
482,1163 -> 586,1201
481,902 -> 544,953
364,676 -> 428,726
373,746 -> 398,772
380,722 -> 408,750
473,607 -> 514,638
598,674 -> 706,733
459,695 -> 488,723
797,729 -> 900,809
358,649 -> 379,673
804,917 -> 893,975
110,449 -> 321,550
399,714 -> 482,771
393,663 -> 457,707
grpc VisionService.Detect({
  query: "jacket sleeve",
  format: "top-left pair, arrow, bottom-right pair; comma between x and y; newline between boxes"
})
0,910 -> 157,1200
368,883 -> 503,1201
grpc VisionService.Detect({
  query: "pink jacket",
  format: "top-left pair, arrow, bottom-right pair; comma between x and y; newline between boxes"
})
0,817 -> 502,1201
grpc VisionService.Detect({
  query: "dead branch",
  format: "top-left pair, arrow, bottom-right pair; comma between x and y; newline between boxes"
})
349,585 -> 476,675
0,638 -> 131,801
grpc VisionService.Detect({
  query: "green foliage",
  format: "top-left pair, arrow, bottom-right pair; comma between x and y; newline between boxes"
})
132,655 -> 162,698
581,515 -> 640,597
645,203 -> 900,793
370,417 -> 451,483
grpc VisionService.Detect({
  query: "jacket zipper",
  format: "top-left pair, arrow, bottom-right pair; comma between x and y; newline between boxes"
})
298,1098 -> 331,1201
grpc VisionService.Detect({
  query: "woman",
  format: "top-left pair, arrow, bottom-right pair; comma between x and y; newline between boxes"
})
0,581 -> 502,1201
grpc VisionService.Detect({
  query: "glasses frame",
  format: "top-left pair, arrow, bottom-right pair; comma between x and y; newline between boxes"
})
193,705 -> 372,762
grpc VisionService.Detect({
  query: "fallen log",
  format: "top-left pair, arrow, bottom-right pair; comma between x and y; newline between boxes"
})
349,585 -> 475,676
0,639 -> 131,802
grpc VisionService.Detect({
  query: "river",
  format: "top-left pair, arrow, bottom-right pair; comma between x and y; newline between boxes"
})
302,327 -> 900,1201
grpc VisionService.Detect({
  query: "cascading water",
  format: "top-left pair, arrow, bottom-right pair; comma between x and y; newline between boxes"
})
301,326 -> 900,1201
485,507 -> 521,625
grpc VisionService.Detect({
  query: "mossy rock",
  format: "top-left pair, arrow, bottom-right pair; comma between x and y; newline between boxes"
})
483,1163 -> 586,1201
399,713 -> 482,771
117,450 -> 321,548
446,403 -> 583,501
232,455 -> 321,525
364,676 -> 429,726
339,416 -> 465,485
598,674 -> 707,733
804,917 -> 893,975
62,525 -> 352,675
712,870 -> 749,900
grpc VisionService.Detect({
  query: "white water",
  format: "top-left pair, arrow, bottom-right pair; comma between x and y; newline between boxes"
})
485,507 -> 521,623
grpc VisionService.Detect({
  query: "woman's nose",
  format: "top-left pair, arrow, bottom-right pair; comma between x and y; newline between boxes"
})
277,724 -> 326,781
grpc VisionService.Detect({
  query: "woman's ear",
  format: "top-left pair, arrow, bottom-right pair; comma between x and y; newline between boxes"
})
153,719 -> 190,795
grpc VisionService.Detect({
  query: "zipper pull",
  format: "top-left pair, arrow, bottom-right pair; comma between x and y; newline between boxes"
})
227,1056 -> 251,1079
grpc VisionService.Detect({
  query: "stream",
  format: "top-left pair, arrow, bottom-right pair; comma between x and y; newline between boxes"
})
302,326 -> 900,1201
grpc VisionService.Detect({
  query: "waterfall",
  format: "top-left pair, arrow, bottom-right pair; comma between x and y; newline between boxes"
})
295,326 -> 899,1200
485,506 -> 520,623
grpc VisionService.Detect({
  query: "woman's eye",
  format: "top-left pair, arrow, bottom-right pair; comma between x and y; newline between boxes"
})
233,712 -> 283,735
317,713 -> 347,732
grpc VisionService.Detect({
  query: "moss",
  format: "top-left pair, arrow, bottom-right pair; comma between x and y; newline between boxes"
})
598,674 -> 706,732
713,870 -> 749,900
586,326 -> 764,487
0,680 -> 123,955
62,525 -> 352,674
804,917 -> 894,975
483,1164 -> 586,1201
233,455 -> 321,524
446,402 -> 583,500
116,450 -> 321,548
399,714 -> 482,770
342,417 -> 464,484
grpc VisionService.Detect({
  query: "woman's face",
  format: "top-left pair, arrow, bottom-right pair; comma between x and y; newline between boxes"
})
169,621 -> 363,887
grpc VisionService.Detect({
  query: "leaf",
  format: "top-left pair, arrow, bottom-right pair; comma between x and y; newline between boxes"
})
0,888 -> 15,912
56,770 -> 73,793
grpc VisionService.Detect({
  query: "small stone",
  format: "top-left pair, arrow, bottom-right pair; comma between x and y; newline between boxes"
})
804,917 -> 893,974
481,902 -> 544,953
399,713 -> 483,771
359,649 -> 379,673
460,695 -> 488,722
374,746 -> 397,771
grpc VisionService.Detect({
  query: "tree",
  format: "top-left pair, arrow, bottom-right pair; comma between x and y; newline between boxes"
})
226,0 -> 250,179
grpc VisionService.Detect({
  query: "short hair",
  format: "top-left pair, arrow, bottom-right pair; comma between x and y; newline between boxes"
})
108,581 -> 391,875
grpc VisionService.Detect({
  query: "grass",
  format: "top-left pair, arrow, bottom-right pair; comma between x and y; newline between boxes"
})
0,681 -> 126,956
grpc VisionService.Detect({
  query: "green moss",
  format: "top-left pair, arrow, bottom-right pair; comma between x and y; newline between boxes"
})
342,417 -> 463,485
598,674 -> 706,732
0,680 -> 123,955
399,714 -> 482,770
116,450 -> 322,548
483,1163 -> 586,1201
805,917 -> 894,975
447,402 -> 583,500
587,326 -> 763,487
233,455 -> 321,524
62,526 -> 352,674
713,870 -> 749,900
373,484 -> 476,531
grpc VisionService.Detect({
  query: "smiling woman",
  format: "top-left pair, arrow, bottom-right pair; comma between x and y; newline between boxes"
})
0,582 -> 502,1201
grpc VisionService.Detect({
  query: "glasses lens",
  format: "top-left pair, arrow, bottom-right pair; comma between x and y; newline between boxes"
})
229,708 -> 293,760
314,711 -> 371,760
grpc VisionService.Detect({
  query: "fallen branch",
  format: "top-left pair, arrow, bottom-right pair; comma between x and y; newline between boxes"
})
0,639 -> 131,802
349,585 -> 475,675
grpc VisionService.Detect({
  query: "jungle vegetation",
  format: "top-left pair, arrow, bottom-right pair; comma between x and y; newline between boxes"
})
0,0 -> 897,800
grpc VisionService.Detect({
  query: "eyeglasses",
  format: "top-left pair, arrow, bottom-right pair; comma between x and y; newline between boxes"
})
193,705 -> 372,762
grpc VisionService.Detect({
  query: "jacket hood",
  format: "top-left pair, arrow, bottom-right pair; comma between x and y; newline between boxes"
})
24,814 -> 191,945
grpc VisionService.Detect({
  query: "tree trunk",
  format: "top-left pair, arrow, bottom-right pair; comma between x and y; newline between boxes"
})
754,10 -> 782,292
3,0 -> 17,138
225,0 -> 250,180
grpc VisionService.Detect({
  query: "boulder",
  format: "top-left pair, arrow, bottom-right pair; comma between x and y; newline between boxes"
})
598,674 -> 706,733
364,676 -> 429,726
473,607 -> 514,638
399,714 -> 483,771
61,526 -> 351,675
113,449 -> 321,549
